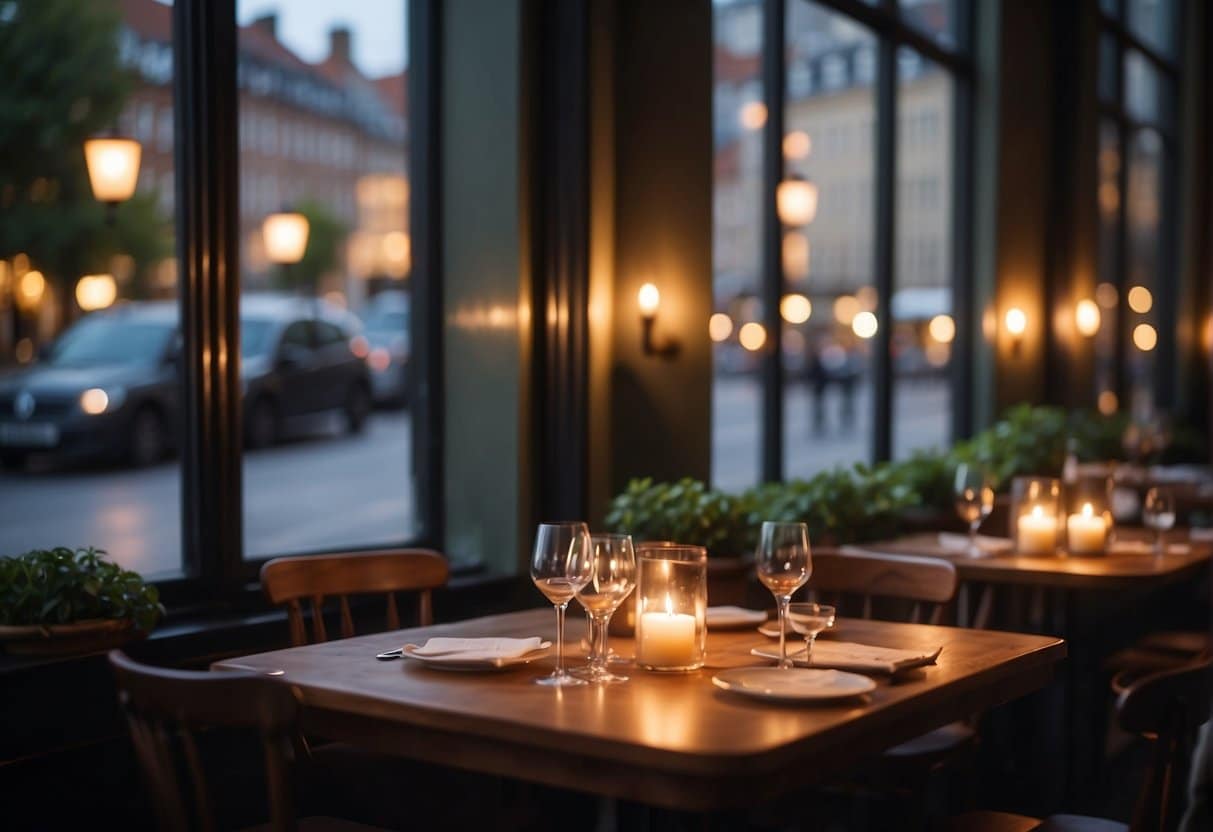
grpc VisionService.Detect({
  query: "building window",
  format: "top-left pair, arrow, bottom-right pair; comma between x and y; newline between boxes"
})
712,0 -> 971,489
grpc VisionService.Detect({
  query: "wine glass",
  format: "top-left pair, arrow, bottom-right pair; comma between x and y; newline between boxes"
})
954,463 -> 995,556
756,521 -> 812,669
1143,487 -> 1176,556
787,602 -> 836,666
573,534 -> 636,684
531,522 -> 594,686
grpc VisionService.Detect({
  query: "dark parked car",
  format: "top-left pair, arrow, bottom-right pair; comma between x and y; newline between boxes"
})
0,296 -> 371,470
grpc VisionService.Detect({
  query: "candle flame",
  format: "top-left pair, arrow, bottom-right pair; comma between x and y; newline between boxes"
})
1031,505 -> 1043,518
665,593 -> 674,616
1081,502 -> 1093,518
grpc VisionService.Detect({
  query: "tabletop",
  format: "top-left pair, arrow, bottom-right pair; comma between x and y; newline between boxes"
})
851,532 -> 1212,590
215,608 -> 1065,811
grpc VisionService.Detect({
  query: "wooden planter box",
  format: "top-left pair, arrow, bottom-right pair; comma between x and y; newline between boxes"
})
0,618 -> 143,656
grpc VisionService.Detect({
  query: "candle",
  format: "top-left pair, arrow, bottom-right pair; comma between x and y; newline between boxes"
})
637,595 -> 698,669
1017,505 -> 1058,554
1067,502 -> 1108,554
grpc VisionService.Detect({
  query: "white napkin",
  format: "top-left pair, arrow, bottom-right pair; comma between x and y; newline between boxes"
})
937,532 -> 1013,555
409,637 -> 545,661
751,640 -> 941,674
706,606 -> 768,628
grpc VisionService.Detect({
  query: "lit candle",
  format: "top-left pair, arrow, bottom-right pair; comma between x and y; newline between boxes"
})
1067,502 -> 1108,554
1017,505 -> 1058,554
637,595 -> 698,669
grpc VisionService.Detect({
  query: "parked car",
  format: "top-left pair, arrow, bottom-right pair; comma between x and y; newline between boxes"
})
0,296 -> 372,470
360,290 -> 410,407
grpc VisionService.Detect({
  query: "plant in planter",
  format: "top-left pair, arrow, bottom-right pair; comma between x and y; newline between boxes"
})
0,547 -> 164,655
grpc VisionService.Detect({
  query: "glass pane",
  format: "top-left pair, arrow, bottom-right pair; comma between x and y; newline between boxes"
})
1124,128 -> 1163,413
893,48 -> 953,459
712,0 -> 764,491
1099,0 -> 1120,16
1127,0 -> 1177,58
781,1 -> 877,477
1098,34 -> 1118,103
237,1 -> 416,558
1094,120 -> 1121,412
0,0 -> 182,578
1124,48 -> 1169,124
899,0 -> 956,49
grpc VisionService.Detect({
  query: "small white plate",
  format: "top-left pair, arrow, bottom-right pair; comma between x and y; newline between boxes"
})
401,642 -> 552,672
759,621 -> 841,638
712,667 -> 875,703
707,606 -> 769,629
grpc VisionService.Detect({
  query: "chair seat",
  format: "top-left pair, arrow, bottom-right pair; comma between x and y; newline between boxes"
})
882,720 -> 977,759
951,811 -> 1129,832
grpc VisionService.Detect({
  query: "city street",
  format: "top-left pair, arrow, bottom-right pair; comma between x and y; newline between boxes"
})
0,377 -> 948,578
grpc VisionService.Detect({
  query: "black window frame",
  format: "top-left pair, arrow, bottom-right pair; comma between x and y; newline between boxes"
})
154,0 -> 441,606
753,0 -> 975,483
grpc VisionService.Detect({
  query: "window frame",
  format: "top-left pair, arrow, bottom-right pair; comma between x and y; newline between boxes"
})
756,0 -> 975,482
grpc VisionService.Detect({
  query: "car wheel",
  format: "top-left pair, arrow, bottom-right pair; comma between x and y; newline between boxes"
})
344,383 -> 371,434
0,451 -> 28,471
246,397 -> 278,449
129,408 -> 166,468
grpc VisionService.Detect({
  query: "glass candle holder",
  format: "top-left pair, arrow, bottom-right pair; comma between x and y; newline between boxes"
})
1011,476 -> 1062,555
634,544 -> 707,671
1065,474 -> 1113,555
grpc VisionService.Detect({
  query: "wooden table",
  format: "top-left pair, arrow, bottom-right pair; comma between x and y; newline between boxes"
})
216,609 -> 1064,812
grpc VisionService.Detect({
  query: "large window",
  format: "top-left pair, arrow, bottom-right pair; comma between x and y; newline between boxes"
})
711,0 -> 971,489
0,0 -> 429,584
1093,0 -> 1180,418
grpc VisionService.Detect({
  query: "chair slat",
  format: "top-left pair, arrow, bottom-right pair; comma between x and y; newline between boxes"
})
386,592 -> 401,630
339,596 -> 355,640
310,596 -> 327,643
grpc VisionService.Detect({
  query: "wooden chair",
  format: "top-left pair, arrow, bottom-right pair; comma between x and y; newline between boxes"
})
807,549 -> 958,625
109,650 -> 380,832
260,549 -> 448,646
952,655 -> 1213,832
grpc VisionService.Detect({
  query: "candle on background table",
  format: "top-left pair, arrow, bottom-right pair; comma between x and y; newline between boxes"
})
637,595 -> 698,669
1067,502 -> 1108,554
1017,505 -> 1058,554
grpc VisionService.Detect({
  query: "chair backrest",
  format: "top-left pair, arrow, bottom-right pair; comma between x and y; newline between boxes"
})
261,549 -> 449,646
1116,656 -> 1212,832
109,650 -> 302,832
807,549 -> 958,624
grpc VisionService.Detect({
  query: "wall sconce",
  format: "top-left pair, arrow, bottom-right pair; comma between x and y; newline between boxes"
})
637,282 -> 679,358
1004,307 -> 1026,355
1074,299 -> 1101,338
84,137 -> 142,223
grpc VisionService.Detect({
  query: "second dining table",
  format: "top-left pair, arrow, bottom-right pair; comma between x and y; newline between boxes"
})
215,608 -> 1065,813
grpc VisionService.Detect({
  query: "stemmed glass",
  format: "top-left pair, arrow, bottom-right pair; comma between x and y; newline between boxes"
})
573,534 -> 636,684
530,522 -> 594,687
756,521 -> 812,670
954,463 -> 995,556
1143,487 -> 1176,556
787,602 -> 836,666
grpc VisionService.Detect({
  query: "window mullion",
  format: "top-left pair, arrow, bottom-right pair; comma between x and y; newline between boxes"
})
761,0 -> 787,483
872,36 -> 896,463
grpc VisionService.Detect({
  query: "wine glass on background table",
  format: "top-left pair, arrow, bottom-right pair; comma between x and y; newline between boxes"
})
756,521 -> 811,670
531,522 -> 594,687
787,603 -> 836,666
1143,487 -> 1176,556
573,534 -> 636,684
954,463 -> 995,556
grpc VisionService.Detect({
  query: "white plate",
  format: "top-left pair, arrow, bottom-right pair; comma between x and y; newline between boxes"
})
759,621 -> 841,638
706,606 -> 768,629
400,642 -> 552,672
712,667 -> 875,703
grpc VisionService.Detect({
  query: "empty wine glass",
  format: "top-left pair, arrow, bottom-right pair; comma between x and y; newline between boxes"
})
531,522 -> 594,686
787,602 -> 836,665
954,463 -> 995,556
756,521 -> 812,669
573,534 -> 636,684
1143,488 -> 1176,556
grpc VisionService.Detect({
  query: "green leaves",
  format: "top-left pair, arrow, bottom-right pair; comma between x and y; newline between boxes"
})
0,547 -> 164,631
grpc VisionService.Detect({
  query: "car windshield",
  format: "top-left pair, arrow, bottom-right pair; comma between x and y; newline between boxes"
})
365,310 -> 407,335
49,318 -> 175,367
241,319 -> 276,357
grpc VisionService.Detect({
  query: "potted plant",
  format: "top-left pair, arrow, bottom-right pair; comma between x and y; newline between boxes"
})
0,547 -> 164,656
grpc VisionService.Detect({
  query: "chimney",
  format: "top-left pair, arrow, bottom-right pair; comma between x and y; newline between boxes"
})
251,13 -> 277,39
329,27 -> 352,63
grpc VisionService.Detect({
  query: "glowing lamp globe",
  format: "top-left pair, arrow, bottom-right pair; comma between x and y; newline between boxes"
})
776,177 -> 819,227
84,138 -> 142,203
263,212 -> 310,265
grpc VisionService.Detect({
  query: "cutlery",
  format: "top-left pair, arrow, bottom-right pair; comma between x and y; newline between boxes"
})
376,648 -> 404,661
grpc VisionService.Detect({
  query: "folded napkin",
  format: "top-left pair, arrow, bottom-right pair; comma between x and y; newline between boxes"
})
1107,539 -> 1192,556
751,640 -> 941,674
936,532 -> 1013,555
706,606 -> 768,627
409,637 -> 546,662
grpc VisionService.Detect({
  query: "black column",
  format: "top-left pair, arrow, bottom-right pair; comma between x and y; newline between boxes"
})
761,0 -> 786,483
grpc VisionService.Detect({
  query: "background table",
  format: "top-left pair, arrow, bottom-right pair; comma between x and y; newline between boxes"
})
216,608 -> 1064,811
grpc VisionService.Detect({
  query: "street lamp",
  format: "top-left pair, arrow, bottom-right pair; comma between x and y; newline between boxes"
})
776,174 -> 819,227
84,137 -> 142,222
262,209 -> 311,316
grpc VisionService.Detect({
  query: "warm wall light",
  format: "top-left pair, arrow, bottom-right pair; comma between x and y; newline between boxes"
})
738,322 -> 767,352
76,274 -> 118,312
928,314 -> 955,343
637,282 -> 679,358
1133,322 -> 1157,351
16,270 -> 46,312
708,312 -> 733,343
84,137 -> 142,204
780,293 -> 812,324
263,211 -> 310,265
1004,307 -> 1027,355
1127,285 -> 1153,314
1074,299 -> 1101,337
783,130 -> 812,160
851,311 -> 878,339
777,176 -> 819,226
739,101 -> 767,130
833,294 -> 860,326
1098,390 -> 1118,415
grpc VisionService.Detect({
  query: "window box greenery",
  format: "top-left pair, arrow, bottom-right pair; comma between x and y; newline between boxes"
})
0,547 -> 164,656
